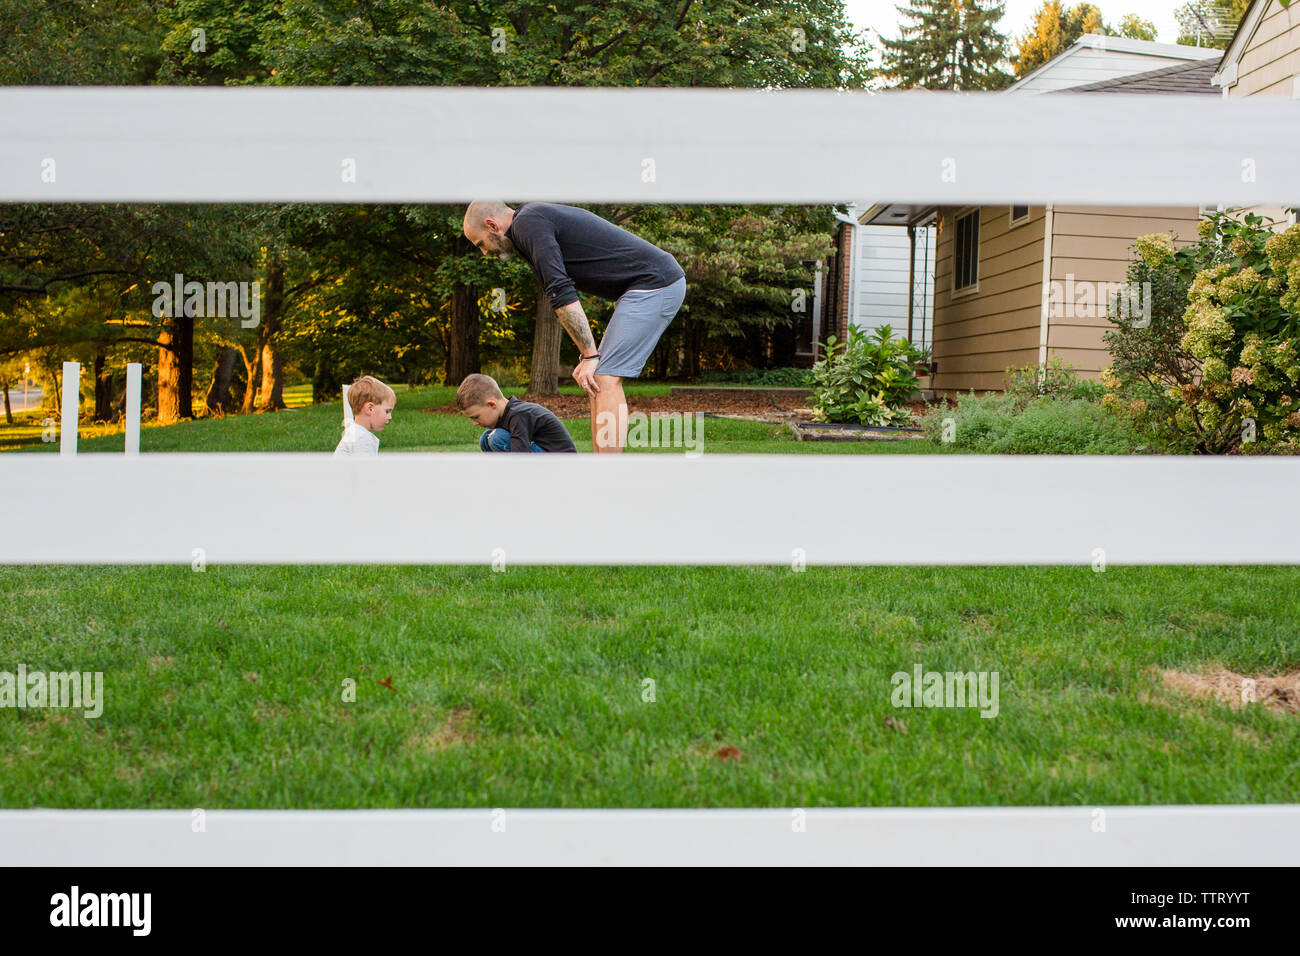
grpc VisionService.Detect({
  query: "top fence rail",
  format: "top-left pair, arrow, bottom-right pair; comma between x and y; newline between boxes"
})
0,87 -> 1296,205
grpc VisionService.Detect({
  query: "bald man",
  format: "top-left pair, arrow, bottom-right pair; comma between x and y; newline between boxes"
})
464,201 -> 686,453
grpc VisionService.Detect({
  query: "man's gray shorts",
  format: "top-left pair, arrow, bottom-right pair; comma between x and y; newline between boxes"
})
595,276 -> 687,378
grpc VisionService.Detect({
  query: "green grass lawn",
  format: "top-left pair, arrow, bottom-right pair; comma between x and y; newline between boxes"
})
1,382 -> 941,455
2,382 -> 1294,808
1,564 -> 1296,808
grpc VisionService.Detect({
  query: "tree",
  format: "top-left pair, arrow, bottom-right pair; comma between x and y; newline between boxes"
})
254,1 -> 874,389
0,0 -> 166,85
1117,14 -> 1158,41
3,1 -> 877,411
1013,0 -> 1066,78
1012,2 -> 1154,77
628,205 -> 835,377
0,202 -> 253,423
881,0 -> 1014,90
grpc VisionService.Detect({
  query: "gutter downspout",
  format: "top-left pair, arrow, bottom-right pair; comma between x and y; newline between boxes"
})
811,261 -> 823,361
833,207 -> 860,342
907,224 -> 916,343
1037,205 -> 1055,381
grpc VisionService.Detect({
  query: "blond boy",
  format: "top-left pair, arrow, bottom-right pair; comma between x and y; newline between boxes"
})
335,376 -> 395,456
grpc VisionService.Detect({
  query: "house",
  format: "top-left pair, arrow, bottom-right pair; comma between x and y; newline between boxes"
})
1212,0 -> 1300,232
1007,33 -> 1219,92
844,37 -> 1222,395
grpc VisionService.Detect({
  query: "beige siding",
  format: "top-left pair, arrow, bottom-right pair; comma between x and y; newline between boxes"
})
1225,1 -> 1300,230
932,205 -> 1045,394
1232,0 -> 1300,97
1047,206 -> 1202,378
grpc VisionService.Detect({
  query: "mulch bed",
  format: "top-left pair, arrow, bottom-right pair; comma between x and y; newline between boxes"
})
428,392 -> 813,419
427,393 -> 954,423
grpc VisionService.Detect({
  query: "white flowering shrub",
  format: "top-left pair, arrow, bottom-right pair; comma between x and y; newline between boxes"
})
1101,211 -> 1300,454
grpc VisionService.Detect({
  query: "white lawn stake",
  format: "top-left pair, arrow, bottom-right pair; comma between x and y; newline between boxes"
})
60,361 -> 79,456
124,363 -> 142,455
342,384 -> 353,427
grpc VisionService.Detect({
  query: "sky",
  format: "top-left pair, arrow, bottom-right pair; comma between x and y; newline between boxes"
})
845,0 -> 1191,46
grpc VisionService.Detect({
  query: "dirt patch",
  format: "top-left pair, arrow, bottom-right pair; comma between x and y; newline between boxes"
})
1160,666 -> 1300,715
252,700 -> 292,721
415,708 -> 476,752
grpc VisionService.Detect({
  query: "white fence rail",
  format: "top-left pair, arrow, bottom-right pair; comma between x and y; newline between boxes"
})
0,87 -> 1296,205
3,806 -> 1296,866
1,453 -> 1297,564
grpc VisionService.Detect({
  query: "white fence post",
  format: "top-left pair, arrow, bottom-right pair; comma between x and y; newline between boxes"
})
342,384 -> 353,426
125,363 -> 142,455
60,361 -> 79,456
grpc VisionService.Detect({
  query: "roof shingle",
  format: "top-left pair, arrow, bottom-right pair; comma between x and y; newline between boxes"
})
1053,58 -> 1220,96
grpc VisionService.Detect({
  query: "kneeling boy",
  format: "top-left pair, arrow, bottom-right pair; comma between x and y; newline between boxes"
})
455,373 -> 576,453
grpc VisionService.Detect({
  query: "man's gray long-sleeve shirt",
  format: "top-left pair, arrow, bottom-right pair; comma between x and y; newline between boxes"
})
505,202 -> 685,310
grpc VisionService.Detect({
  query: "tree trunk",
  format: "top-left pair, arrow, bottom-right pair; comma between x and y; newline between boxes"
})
1,377 -> 11,425
46,361 -> 61,414
204,345 -> 238,414
445,234 -> 480,386
744,327 -> 765,367
257,340 -> 285,411
312,355 -> 344,408
157,338 -> 180,424
772,320 -> 796,368
686,318 -> 702,380
239,345 -> 260,415
93,351 -> 115,421
528,280 -> 561,395
157,300 -> 195,423
255,254 -> 287,412
652,339 -> 668,380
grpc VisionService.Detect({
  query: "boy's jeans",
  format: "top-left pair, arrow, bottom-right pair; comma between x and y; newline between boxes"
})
480,428 -> 544,453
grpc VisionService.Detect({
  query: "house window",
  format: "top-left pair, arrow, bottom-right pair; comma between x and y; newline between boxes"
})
1010,205 -> 1030,227
954,209 -> 979,292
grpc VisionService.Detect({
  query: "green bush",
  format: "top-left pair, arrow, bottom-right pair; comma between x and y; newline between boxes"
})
698,367 -> 813,387
1005,358 -> 1105,408
481,357 -> 531,389
810,324 -> 922,426
920,391 -> 1155,454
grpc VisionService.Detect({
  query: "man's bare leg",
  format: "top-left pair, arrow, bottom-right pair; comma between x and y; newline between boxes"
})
592,374 -> 627,454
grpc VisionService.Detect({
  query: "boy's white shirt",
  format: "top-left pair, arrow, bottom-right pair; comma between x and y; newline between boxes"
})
334,421 -> 380,457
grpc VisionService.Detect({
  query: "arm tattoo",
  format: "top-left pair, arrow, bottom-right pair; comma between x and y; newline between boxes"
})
554,302 -> 597,355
